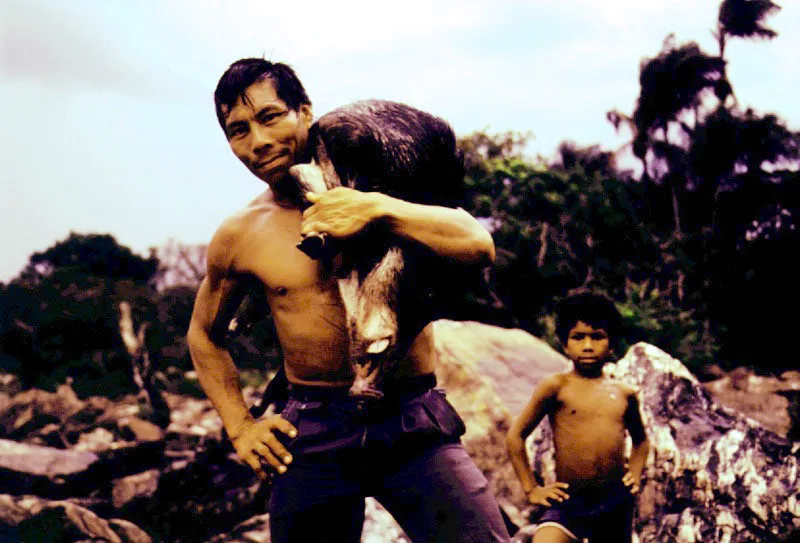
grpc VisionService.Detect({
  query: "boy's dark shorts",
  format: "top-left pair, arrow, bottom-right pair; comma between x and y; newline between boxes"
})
532,479 -> 634,543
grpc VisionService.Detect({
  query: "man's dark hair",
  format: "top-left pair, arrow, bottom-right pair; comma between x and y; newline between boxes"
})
214,58 -> 311,133
555,288 -> 622,346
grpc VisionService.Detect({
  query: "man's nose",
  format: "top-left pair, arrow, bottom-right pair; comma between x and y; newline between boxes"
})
582,338 -> 594,350
251,124 -> 274,154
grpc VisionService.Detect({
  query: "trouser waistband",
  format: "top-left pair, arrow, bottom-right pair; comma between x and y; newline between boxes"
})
286,373 -> 437,403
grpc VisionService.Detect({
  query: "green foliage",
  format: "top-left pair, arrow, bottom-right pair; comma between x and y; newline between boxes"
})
24,232 -> 159,284
617,281 -> 724,373
0,234 -> 179,396
457,127 -> 765,373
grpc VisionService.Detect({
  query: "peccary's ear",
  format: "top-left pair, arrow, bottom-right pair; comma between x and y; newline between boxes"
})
289,162 -> 328,194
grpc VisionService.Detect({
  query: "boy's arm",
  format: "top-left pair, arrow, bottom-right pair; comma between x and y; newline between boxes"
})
622,389 -> 650,493
506,375 -> 560,494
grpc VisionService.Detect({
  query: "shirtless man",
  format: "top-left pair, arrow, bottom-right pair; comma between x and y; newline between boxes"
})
506,289 -> 650,543
187,58 -> 510,542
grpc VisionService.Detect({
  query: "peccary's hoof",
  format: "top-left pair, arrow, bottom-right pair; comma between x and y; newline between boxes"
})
297,234 -> 328,260
349,362 -> 384,400
348,384 -> 384,400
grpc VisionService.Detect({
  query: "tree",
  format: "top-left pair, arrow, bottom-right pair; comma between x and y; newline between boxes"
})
609,0 -> 798,369
0,233 -> 160,395
151,239 -> 207,292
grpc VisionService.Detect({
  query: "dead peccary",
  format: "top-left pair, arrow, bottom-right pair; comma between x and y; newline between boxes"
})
288,100 -> 475,399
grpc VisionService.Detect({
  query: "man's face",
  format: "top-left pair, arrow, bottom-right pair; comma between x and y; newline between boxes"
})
222,78 -> 313,183
563,320 -> 611,371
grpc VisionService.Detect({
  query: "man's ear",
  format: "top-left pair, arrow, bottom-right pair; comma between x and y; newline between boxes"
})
298,104 -> 313,129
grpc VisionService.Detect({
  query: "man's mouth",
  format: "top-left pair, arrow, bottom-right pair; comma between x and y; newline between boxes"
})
256,154 -> 284,170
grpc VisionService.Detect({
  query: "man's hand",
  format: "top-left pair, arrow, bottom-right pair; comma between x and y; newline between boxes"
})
302,188 -> 384,240
622,470 -> 641,494
527,483 -> 570,507
230,415 -> 297,480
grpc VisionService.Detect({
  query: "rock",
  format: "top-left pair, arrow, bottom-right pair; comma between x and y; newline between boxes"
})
112,469 -> 160,509
74,426 -> 118,451
0,382 -> 85,439
119,416 -> 166,443
116,441 -> 269,543
109,518 -> 155,543
362,499 -> 412,543
0,494 -> 152,543
705,367 -> 800,440
94,440 -> 167,479
203,512 -> 271,543
433,320 -> 569,418
0,439 -> 101,497
0,373 -> 22,396
431,320 -> 569,531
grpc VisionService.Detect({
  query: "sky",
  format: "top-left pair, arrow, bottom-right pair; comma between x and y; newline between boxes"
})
1,0 -> 798,282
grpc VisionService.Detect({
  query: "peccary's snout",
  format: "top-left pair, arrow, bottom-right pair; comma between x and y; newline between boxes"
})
366,338 -> 391,355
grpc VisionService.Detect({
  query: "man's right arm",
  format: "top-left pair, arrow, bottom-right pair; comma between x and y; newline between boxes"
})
187,228 -> 296,478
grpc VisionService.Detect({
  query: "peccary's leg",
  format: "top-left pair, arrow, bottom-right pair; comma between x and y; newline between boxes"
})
289,161 -> 338,260
338,248 -> 404,399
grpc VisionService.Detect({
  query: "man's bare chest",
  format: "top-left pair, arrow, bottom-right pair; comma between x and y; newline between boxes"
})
234,210 -> 327,294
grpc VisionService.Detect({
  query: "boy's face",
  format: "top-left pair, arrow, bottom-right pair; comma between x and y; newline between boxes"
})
564,320 -> 611,371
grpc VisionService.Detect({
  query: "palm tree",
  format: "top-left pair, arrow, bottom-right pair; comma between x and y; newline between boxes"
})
630,36 -> 726,235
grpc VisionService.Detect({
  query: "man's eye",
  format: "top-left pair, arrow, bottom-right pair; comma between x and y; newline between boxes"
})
259,111 -> 286,124
228,126 -> 247,138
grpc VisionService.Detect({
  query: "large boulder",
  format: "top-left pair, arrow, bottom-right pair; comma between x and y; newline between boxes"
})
431,320 -> 569,529
605,344 -> 800,543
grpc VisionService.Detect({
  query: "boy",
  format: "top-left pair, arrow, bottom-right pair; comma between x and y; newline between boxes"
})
506,289 -> 650,543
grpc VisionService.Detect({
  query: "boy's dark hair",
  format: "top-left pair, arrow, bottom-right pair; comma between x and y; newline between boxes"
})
555,288 -> 622,346
214,58 -> 311,133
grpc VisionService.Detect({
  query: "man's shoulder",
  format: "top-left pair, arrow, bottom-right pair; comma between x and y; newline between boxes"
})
208,197 -> 281,262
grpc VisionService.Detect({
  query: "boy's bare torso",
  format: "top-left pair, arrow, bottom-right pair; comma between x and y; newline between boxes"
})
549,372 -> 632,490
223,191 -> 434,386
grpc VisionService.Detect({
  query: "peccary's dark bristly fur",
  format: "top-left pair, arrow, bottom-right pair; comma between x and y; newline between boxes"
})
307,100 -> 466,210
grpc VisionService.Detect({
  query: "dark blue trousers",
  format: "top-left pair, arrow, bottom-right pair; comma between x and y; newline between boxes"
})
268,375 -> 510,543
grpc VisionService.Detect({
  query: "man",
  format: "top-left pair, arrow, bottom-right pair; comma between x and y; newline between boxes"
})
187,58 -> 510,542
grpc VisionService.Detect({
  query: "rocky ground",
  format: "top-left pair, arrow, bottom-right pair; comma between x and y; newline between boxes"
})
0,321 -> 798,542
703,367 -> 800,440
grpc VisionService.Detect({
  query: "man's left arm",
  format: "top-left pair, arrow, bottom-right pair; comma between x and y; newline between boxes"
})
302,187 -> 495,265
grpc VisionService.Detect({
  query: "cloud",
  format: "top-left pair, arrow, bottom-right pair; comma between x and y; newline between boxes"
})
166,0 -> 496,60
0,1 -> 203,98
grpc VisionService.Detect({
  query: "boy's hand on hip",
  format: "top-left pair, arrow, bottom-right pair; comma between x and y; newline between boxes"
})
527,483 -> 570,507
231,416 -> 297,480
622,471 -> 641,494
